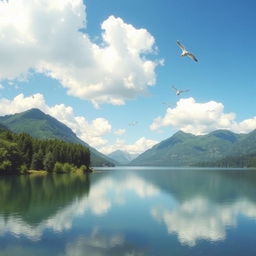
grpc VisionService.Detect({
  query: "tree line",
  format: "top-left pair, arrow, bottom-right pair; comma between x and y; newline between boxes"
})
0,127 -> 91,174
196,153 -> 256,168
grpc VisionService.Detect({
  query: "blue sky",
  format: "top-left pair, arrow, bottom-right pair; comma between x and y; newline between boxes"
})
0,0 -> 256,155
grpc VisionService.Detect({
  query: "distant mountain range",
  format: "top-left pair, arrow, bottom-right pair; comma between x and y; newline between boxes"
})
2,108 -> 256,167
107,150 -> 138,165
130,130 -> 256,166
0,108 -> 115,167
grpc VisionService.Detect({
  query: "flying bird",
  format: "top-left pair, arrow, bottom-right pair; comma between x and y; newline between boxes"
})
172,86 -> 189,96
128,121 -> 138,126
176,40 -> 198,62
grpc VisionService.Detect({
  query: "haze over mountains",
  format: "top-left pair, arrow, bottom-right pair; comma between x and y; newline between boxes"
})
0,108 -> 115,167
107,150 -> 138,165
1,108 -> 256,167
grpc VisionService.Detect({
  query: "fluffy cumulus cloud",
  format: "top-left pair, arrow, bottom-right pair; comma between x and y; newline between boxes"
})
100,137 -> 158,155
0,93 -> 112,148
150,97 -> 256,135
114,129 -> 126,136
0,93 -> 157,153
0,0 -> 160,106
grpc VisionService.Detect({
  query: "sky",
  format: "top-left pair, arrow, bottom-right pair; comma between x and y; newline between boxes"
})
0,0 -> 256,155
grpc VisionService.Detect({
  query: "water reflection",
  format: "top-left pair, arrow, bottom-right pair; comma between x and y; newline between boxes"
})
0,173 -> 90,223
0,173 -> 90,239
0,172 -> 159,240
138,168 -> 256,246
1,168 -> 256,255
151,197 -> 256,246
65,227 -> 145,256
0,246 -> 49,256
86,174 -> 159,215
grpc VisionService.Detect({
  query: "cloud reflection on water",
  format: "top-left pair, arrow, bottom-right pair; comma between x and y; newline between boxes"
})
151,197 -> 256,246
1,170 -> 256,249
0,174 -> 159,240
64,227 -> 145,256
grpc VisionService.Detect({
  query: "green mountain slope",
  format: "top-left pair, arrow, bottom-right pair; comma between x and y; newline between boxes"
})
0,108 -> 82,143
0,123 -> 8,131
229,130 -> 256,155
197,130 -> 256,167
130,130 -> 250,166
0,108 -> 115,166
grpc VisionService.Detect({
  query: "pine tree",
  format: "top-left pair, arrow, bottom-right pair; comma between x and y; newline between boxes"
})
43,152 -> 55,172
30,149 -> 44,170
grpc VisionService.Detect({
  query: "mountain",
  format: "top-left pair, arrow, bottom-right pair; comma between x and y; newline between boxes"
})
130,130 -> 252,166
0,123 -> 8,131
0,108 -> 82,142
229,130 -> 256,155
199,130 -> 256,167
0,108 -> 115,167
107,150 -> 137,165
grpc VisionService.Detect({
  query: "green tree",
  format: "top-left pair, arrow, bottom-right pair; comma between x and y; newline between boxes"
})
17,133 -> 33,166
53,162 -> 63,173
0,141 -> 23,173
43,152 -> 55,172
19,164 -> 28,174
0,160 -> 12,173
30,149 -> 44,170
63,163 -> 74,173
0,128 -> 91,174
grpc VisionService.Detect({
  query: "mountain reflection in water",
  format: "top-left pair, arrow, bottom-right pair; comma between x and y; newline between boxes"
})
0,167 -> 256,256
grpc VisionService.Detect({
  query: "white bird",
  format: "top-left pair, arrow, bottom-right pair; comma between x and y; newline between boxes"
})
176,40 -> 198,62
128,121 -> 138,126
172,86 -> 189,96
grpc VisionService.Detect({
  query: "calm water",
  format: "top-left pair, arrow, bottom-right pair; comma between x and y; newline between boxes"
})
1,167 -> 256,255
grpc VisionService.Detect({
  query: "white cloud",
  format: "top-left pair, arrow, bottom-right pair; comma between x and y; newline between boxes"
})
114,129 -> 126,136
0,93 -> 111,148
0,94 -> 157,154
150,97 -> 256,135
100,137 -> 158,155
0,0 -> 160,106
125,137 -> 158,155
0,84 -> 3,89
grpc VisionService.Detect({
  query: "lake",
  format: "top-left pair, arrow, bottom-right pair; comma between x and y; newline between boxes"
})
1,167 -> 256,256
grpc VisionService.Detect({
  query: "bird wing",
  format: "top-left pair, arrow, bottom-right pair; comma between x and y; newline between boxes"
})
129,121 -> 138,126
172,85 -> 178,92
188,52 -> 198,62
176,40 -> 186,51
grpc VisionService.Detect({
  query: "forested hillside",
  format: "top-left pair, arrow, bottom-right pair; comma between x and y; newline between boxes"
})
0,108 -> 115,167
196,153 -> 256,168
0,127 -> 90,174
130,130 -> 256,167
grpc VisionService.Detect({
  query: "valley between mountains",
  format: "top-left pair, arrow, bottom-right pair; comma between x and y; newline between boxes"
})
1,108 -> 256,167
